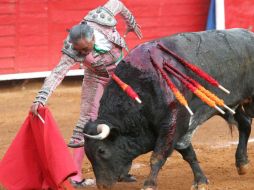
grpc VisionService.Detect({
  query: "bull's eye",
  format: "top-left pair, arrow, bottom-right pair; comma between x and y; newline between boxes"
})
97,146 -> 111,159
98,147 -> 105,155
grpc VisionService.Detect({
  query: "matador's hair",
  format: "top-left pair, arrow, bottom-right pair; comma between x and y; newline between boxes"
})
69,21 -> 94,44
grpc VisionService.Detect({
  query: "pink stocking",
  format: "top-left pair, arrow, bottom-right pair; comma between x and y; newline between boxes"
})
70,147 -> 85,182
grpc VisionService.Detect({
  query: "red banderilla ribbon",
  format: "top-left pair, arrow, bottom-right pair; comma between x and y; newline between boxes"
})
164,62 -> 235,114
157,42 -> 230,94
150,56 -> 193,115
111,73 -> 142,104
163,64 -> 226,114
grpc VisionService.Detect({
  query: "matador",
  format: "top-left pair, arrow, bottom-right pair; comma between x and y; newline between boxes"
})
31,0 -> 142,187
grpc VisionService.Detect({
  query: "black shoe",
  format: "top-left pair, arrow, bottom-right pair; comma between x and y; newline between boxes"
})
67,138 -> 84,148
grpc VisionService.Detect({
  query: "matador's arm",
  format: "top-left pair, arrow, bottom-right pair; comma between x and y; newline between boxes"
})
104,0 -> 142,39
34,54 -> 76,105
85,0 -> 142,39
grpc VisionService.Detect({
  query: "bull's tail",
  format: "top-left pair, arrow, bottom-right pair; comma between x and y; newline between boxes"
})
221,111 -> 238,136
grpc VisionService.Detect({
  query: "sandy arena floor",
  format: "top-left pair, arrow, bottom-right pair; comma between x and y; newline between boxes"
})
0,77 -> 254,190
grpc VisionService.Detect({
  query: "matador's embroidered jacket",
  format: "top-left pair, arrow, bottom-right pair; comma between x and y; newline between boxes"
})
34,0 -> 138,105
34,0 -> 139,127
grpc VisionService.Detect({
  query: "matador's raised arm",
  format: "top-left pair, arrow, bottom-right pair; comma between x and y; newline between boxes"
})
85,0 -> 142,39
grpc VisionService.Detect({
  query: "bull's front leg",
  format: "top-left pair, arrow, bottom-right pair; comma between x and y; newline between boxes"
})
143,144 -> 175,190
143,113 -> 178,190
176,144 -> 208,190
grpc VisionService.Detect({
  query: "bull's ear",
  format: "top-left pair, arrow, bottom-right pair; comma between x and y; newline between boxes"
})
107,127 -> 119,141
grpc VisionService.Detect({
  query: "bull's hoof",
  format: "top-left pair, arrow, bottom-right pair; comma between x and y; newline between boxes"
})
141,188 -> 157,190
143,179 -> 157,190
118,174 -> 137,182
237,163 -> 249,175
190,183 -> 208,190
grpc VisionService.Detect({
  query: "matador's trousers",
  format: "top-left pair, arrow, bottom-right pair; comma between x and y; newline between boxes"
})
71,68 -> 112,181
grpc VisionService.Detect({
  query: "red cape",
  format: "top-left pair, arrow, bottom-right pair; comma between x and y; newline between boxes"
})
0,107 -> 77,190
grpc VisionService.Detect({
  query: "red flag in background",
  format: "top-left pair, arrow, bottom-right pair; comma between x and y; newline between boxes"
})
0,107 -> 77,190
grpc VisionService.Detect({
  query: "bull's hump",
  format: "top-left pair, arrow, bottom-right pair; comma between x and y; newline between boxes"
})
124,42 -> 158,71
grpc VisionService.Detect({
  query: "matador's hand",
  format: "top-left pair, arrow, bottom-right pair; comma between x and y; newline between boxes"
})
124,24 -> 143,39
30,102 -> 43,116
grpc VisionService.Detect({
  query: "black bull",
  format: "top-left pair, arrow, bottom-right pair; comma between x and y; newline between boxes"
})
84,28 -> 254,190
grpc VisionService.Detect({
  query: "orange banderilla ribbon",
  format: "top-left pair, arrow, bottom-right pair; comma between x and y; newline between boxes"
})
150,56 -> 193,115
112,73 -> 142,104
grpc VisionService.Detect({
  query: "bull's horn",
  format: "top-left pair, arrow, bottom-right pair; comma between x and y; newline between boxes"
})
83,124 -> 110,140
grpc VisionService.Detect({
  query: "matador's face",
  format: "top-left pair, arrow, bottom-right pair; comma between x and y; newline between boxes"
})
73,36 -> 95,56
